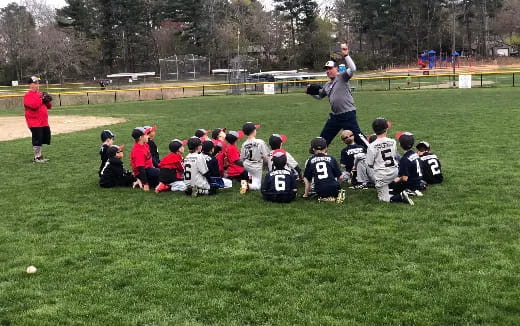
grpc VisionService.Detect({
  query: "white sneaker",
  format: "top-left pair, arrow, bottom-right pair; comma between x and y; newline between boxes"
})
132,179 -> 143,189
401,191 -> 415,206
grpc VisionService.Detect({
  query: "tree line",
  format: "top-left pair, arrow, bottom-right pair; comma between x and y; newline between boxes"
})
0,0 -> 518,84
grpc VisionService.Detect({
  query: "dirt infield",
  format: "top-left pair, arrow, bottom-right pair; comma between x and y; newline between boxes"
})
0,116 -> 127,141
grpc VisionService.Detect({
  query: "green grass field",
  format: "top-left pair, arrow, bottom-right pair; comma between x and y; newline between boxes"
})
1,87 -> 519,325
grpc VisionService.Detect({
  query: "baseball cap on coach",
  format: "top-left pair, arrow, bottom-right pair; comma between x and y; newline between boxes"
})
323,61 -> 336,68
100,130 -> 115,142
27,76 -> 40,84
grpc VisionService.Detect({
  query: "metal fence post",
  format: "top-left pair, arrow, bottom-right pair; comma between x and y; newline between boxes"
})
202,85 -> 205,96
514,73 -> 515,87
388,78 -> 390,90
480,74 -> 483,87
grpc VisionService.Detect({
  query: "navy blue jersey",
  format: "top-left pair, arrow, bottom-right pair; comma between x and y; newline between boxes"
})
99,144 -> 110,176
148,139 -> 160,168
262,169 -> 297,203
398,150 -> 423,191
419,151 -> 443,184
203,154 -> 220,178
99,157 -> 134,188
304,154 -> 341,197
340,144 -> 366,172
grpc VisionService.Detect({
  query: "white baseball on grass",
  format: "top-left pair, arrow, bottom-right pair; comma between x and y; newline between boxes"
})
26,266 -> 37,274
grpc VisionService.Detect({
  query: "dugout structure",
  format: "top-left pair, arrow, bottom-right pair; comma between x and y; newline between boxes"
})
159,54 -> 209,81
228,55 -> 258,94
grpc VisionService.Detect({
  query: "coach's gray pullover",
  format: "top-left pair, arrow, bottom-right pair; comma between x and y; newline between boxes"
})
319,55 -> 357,115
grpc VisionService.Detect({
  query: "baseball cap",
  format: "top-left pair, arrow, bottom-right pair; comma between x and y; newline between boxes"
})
372,117 -> 391,135
195,128 -> 209,138
310,137 -> 327,151
268,134 -> 288,149
398,132 -> 414,149
187,136 -> 202,150
202,140 -> 214,154
225,130 -> 242,143
272,149 -> 287,170
27,76 -> 40,84
323,60 -> 336,68
107,144 -> 125,157
416,141 -> 430,151
143,125 -> 157,134
131,127 -> 146,140
211,128 -> 227,140
242,122 -> 261,135
100,129 -> 115,142
169,139 -> 183,153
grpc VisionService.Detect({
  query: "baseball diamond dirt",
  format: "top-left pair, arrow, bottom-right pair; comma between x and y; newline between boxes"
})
0,116 -> 126,141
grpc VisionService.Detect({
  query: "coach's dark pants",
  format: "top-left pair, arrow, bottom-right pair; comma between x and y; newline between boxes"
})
320,111 -> 366,147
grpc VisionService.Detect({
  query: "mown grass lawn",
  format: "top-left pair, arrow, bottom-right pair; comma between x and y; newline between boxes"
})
1,87 -> 519,325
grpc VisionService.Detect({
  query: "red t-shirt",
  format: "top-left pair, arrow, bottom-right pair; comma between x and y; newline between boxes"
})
23,90 -> 52,128
159,153 -> 184,179
130,142 -> 153,176
224,144 -> 244,177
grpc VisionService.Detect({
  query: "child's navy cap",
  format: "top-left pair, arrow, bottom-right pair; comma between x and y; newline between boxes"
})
187,136 -> 202,150
101,130 -> 115,142
372,117 -> 391,135
169,139 -> 183,153
416,141 -> 430,151
268,134 -> 288,149
310,137 -> 327,151
398,132 -> 414,149
202,140 -> 214,154
242,122 -> 261,135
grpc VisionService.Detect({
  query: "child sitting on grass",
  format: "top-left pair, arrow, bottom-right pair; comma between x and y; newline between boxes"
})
303,137 -> 345,203
262,149 -> 298,203
155,139 -> 186,193
99,145 -> 137,188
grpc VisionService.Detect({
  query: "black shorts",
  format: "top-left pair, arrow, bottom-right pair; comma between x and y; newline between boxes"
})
30,127 -> 51,146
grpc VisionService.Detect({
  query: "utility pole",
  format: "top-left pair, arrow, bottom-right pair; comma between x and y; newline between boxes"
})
452,0 -> 456,87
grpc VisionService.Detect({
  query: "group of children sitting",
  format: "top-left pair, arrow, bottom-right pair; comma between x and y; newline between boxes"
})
98,118 -> 443,205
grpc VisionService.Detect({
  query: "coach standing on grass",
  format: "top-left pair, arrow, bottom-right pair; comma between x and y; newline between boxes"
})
24,76 -> 53,163
306,43 -> 367,147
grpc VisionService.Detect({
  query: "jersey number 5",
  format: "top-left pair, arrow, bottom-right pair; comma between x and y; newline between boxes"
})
381,149 -> 395,167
